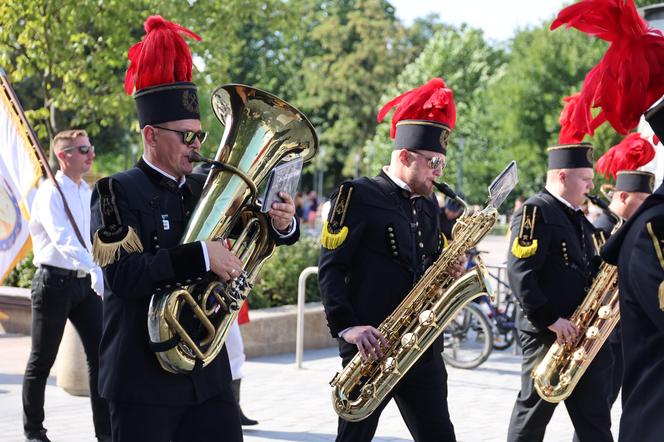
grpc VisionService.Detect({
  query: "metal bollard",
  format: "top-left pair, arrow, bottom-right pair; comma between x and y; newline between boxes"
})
296,266 -> 319,369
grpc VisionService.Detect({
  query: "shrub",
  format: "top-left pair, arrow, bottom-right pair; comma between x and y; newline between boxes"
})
5,252 -> 36,288
248,235 -> 321,309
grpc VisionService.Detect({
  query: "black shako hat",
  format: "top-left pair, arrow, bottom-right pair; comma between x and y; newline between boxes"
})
615,171 -> 655,193
377,78 -> 456,155
547,143 -> 594,170
124,16 -> 202,128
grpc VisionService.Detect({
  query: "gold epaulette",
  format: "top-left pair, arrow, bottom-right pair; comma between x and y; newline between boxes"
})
646,219 -> 664,311
92,177 -> 144,266
321,183 -> 353,250
511,205 -> 538,259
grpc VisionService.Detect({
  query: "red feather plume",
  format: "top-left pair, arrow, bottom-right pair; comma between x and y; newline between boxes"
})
124,16 -> 202,95
595,132 -> 655,179
551,0 -> 664,136
377,78 -> 456,139
559,93 -> 588,143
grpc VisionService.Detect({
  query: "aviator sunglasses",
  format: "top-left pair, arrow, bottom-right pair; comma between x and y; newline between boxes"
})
62,145 -> 95,155
154,126 -> 208,146
408,150 -> 445,170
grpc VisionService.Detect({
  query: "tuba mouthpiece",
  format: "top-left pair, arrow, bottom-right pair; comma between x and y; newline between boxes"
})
188,150 -> 204,163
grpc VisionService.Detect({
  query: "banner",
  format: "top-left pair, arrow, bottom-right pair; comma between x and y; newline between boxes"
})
0,69 -> 46,283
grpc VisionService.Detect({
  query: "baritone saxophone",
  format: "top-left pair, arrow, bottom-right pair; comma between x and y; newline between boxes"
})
532,193 -> 623,403
330,161 -> 518,422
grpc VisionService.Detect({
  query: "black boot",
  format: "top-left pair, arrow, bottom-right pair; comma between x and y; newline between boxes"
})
230,379 -> 258,426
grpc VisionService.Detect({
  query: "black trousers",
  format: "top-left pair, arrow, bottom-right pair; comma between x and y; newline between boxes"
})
506,329 -> 613,442
108,391 -> 242,442
336,342 -> 456,442
608,327 -> 623,406
22,266 -> 110,438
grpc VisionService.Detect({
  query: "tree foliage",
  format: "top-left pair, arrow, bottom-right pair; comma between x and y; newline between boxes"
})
361,25 -> 506,204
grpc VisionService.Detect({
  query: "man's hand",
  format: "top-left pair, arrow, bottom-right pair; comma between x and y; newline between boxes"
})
206,240 -> 244,282
342,326 -> 388,361
91,267 -> 104,297
269,192 -> 295,232
548,318 -> 579,345
449,255 -> 467,279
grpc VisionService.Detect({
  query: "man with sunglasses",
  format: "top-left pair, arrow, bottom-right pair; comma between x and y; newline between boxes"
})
90,17 -> 297,442
24,129 -> 111,442
319,78 -> 463,442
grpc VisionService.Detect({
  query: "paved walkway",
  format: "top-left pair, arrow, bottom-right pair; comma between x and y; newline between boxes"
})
0,335 -> 620,442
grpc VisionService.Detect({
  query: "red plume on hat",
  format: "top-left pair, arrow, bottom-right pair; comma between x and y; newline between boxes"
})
551,0 -> 664,136
377,78 -> 456,139
124,15 -> 202,95
595,133 -> 655,179
558,93 -> 588,144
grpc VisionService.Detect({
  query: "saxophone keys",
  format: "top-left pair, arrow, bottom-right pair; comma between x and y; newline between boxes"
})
361,383 -> 376,398
419,310 -> 436,326
597,306 -> 611,319
401,333 -> 418,349
572,348 -> 586,361
382,356 -> 399,374
585,326 -> 599,339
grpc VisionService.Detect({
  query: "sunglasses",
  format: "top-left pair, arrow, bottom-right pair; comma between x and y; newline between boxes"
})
154,126 -> 208,146
409,150 -> 445,170
62,145 -> 95,155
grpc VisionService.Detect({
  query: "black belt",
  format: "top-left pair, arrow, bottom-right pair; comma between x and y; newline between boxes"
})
40,264 -> 88,279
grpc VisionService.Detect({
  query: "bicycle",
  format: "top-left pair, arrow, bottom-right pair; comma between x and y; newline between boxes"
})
441,249 -> 518,369
442,302 -> 493,369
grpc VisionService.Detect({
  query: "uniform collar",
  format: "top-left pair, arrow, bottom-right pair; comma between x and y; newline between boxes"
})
545,186 -> 581,212
142,155 -> 186,188
383,166 -> 418,199
139,156 -> 186,192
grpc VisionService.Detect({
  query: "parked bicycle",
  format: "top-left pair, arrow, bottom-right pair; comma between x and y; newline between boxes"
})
442,248 -> 517,369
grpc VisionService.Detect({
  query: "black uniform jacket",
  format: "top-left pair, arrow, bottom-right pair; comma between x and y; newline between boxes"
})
508,190 -> 599,335
318,170 -> 443,363
602,183 -> 664,442
91,159 -> 298,405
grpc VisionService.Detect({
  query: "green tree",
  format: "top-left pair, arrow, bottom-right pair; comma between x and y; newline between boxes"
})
0,0 -> 170,167
362,25 -> 506,204
484,23 -> 616,198
295,0 -> 412,191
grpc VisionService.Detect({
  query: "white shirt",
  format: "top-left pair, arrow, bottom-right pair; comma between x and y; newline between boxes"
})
30,171 -> 97,272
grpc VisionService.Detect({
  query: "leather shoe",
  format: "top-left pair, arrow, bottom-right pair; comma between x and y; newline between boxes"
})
25,430 -> 51,442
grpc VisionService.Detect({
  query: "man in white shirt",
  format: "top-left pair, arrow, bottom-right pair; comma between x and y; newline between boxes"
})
23,129 -> 110,442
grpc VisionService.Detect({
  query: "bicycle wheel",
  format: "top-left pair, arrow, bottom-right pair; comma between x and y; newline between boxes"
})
492,299 -> 517,350
442,303 -> 494,369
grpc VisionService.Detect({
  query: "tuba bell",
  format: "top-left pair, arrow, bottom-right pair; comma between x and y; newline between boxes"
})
148,84 -> 318,374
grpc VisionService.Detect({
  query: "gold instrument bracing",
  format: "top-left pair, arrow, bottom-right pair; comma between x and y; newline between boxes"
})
148,84 -> 318,374
532,194 -> 623,403
330,163 -> 519,422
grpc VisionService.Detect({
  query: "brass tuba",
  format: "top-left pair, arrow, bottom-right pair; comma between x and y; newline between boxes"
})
531,193 -> 622,402
330,162 -> 518,421
148,84 -> 318,374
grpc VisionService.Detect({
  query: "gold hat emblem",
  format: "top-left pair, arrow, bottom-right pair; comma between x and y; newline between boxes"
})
439,129 -> 450,149
182,90 -> 199,113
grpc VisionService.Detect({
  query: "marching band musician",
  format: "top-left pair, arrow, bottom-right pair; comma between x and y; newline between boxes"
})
591,134 -> 655,407
319,78 -> 464,442
601,102 -> 664,442
90,16 -> 297,442
506,98 -> 613,441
